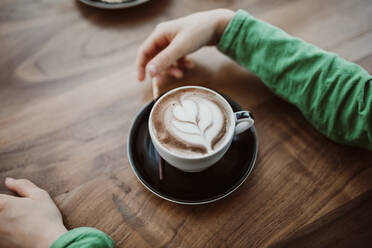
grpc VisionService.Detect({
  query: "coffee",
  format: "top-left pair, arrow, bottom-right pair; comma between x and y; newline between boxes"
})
150,88 -> 231,158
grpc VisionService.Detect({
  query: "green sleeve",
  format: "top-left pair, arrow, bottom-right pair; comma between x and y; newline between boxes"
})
218,10 -> 372,150
50,227 -> 115,248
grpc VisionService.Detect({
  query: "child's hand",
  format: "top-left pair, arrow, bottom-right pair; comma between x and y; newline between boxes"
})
136,9 -> 234,82
0,178 -> 67,248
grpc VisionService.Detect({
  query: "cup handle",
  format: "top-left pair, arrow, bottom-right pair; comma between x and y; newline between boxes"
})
234,111 -> 254,135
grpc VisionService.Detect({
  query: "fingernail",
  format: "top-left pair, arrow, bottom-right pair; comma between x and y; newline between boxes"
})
147,64 -> 158,76
5,177 -> 14,183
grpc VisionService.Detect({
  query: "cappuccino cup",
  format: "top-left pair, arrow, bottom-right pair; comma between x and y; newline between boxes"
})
148,86 -> 254,172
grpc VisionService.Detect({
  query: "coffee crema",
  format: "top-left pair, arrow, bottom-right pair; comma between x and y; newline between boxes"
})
151,88 -> 231,157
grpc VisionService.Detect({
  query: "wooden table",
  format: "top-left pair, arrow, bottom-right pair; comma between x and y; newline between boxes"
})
1,0 -> 372,247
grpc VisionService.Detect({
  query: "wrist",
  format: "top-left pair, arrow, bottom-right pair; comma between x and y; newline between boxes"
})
39,224 -> 68,248
214,9 -> 235,38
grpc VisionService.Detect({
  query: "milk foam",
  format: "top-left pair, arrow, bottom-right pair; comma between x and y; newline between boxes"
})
151,88 -> 230,157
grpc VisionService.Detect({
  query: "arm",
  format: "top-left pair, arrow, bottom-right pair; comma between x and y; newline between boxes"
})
217,10 -> 372,149
136,9 -> 372,150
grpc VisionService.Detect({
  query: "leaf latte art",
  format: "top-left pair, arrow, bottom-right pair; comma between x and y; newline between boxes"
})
151,88 -> 230,157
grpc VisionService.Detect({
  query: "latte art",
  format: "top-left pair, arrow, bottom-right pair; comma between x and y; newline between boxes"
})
151,88 -> 231,157
169,97 -> 224,152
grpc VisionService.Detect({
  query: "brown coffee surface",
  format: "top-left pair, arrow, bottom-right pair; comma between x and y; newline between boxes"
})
151,88 -> 231,157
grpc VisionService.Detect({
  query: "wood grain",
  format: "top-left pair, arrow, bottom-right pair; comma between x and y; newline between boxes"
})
1,0 -> 372,247
270,189 -> 372,248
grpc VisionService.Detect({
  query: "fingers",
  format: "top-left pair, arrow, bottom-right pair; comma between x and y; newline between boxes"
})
136,24 -> 171,82
137,9 -> 230,82
136,20 -> 196,82
5,178 -> 49,199
147,35 -> 187,78
165,57 -> 194,79
178,56 -> 194,69
167,66 -> 184,79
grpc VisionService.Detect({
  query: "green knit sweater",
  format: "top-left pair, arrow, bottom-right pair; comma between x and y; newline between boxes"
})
218,10 -> 372,150
50,228 -> 114,248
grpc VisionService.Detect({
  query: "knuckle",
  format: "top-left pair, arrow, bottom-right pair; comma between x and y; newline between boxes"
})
137,45 -> 146,58
19,178 -> 31,185
138,41 -> 146,51
155,22 -> 166,31
163,55 -> 171,65
37,189 -> 50,199
158,53 -> 171,67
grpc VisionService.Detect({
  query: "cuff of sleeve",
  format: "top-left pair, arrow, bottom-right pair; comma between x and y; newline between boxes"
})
217,9 -> 252,55
50,227 -> 115,248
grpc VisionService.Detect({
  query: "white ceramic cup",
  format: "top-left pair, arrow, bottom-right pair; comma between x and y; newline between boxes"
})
148,86 -> 254,172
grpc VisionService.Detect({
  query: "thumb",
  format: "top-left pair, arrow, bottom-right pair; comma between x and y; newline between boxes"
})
5,178 -> 48,199
147,35 -> 187,77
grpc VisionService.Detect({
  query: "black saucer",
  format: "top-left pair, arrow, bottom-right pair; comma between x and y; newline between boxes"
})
79,0 -> 150,9
127,95 -> 258,204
